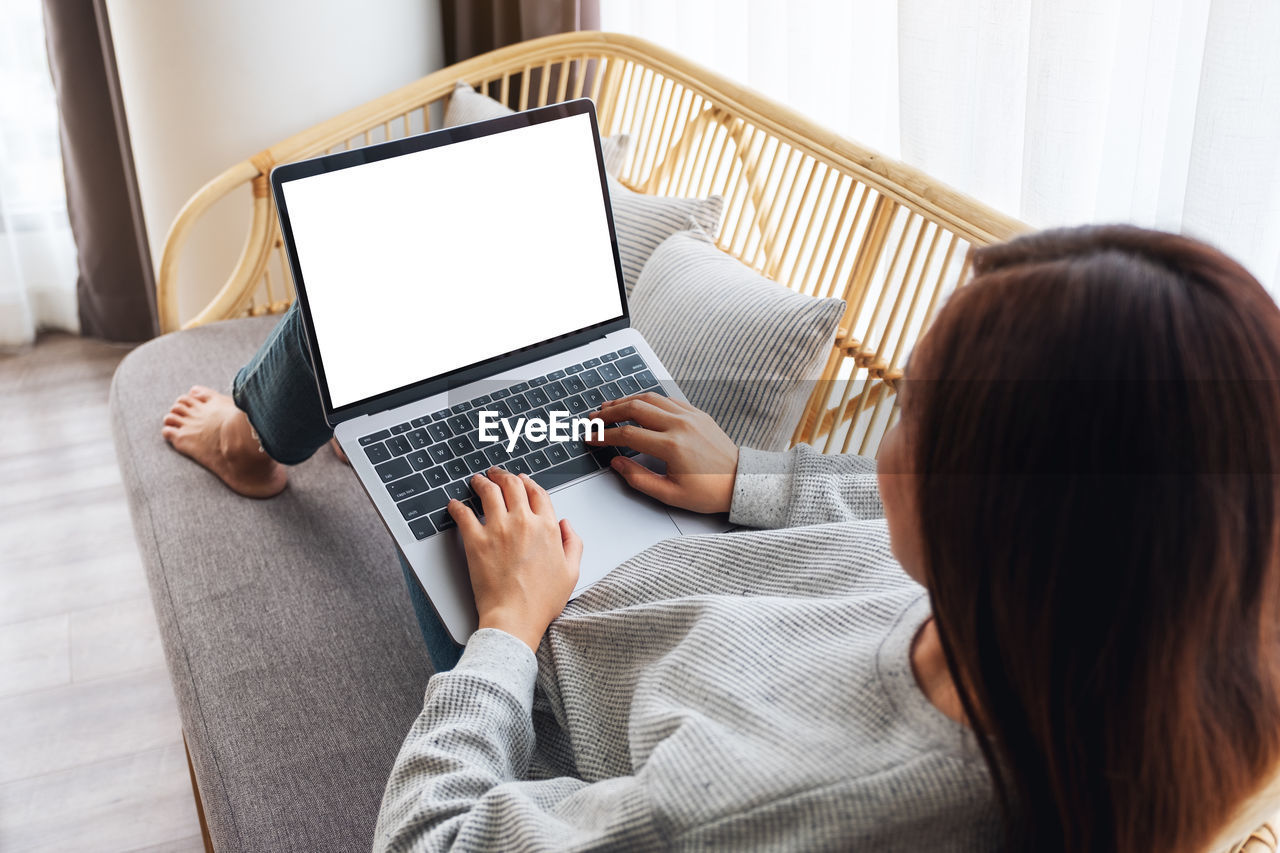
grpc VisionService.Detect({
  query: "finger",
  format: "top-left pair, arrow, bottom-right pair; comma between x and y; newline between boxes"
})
488,466 -> 529,513
609,454 -> 683,504
591,398 -> 679,430
520,472 -> 552,516
587,423 -> 669,456
470,473 -> 506,518
560,518 -> 583,567
448,498 -> 482,537
598,390 -> 683,414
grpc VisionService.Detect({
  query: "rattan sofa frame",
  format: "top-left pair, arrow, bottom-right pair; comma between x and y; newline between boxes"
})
156,30 -> 1030,459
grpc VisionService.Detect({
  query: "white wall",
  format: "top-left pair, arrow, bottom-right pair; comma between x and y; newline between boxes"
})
106,0 -> 444,322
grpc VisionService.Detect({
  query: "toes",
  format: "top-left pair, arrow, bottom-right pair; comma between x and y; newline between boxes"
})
161,425 -> 177,443
189,385 -> 214,401
163,413 -> 185,428
170,401 -> 192,417
178,394 -> 198,408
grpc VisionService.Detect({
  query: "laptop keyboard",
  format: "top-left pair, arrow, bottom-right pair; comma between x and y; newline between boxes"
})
356,346 -> 663,540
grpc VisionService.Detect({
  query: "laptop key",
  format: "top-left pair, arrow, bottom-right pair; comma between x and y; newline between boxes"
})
601,381 -> 623,401
507,456 -> 533,476
444,481 -> 471,502
431,410 -> 450,421
507,394 -> 530,414
484,445 -> 511,466
364,442 -> 392,464
429,509 -> 455,532
509,437 -> 531,457
530,376 -> 548,387
386,435 -> 413,457
359,429 -> 391,446
428,443 -> 454,465
618,345 -> 637,355
391,423 -> 412,434
443,458 -> 470,481
408,428 -> 431,449
398,488 -> 449,521
545,380 -> 568,401
526,387 -> 549,407
509,381 -> 529,393
563,439 -> 589,458
410,416 -> 430,428
591,445 -> 620,465
408,516 -> 436,540
464,451 -> 490,473
426,421 -> 452,442
527,450 -> 551,471
583,388 -> 605,408
546,443 -> 569,465
566,364 -> 584,374
447,435 -> 475,455
583,357 -> 601,368
546,369 -> 566,381
563,375 -> 586,394
423,465 -> 449,488
406,450 -> 432,471
581,368 -> 603,387
531,454 -> 600,490
635,370 -> 660,390
564,395 -> 589,415
376,457 -> 412,483
617,355 -> 646,374
491,388 -> 511,399
450,401 -> 471,414
597,363 -> 621,382
446,414 -> 471,434
387,473 -> 428,502
617,376 -> 642,396
471,394 -> 491,406
601,352 -> 619,362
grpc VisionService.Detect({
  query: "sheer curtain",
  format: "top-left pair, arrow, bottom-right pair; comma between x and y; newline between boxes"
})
0,0 -> 79,347
601,0 -> 1280,296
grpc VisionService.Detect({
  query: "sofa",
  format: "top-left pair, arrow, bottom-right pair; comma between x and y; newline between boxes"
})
115,31 -> 1275,853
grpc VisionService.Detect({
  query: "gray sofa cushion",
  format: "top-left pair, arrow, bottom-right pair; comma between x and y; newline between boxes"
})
110,316 -> 431,853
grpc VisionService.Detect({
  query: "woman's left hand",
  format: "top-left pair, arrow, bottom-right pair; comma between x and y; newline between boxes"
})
448,468 -> 582,652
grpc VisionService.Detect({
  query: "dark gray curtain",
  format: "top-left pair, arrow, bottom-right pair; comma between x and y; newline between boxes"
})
42,0 -> 156,342
442,0 -> 600,67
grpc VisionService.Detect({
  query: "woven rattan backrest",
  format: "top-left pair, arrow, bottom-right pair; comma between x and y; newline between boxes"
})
157,32 -> 1027,457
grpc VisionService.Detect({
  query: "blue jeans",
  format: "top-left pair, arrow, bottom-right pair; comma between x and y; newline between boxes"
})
232,303 -> 464,672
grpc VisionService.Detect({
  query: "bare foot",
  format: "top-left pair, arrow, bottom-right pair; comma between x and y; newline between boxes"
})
330,437 -> 349,465
161,386 -> 288,499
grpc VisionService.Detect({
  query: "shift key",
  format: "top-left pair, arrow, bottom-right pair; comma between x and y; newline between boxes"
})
397,488 -> 449,521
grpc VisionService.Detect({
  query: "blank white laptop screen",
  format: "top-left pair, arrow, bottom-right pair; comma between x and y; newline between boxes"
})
280,112 -> 624,409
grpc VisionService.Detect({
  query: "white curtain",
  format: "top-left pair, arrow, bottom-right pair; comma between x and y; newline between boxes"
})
601,0 -> 1280,296
0,0 -> 79,347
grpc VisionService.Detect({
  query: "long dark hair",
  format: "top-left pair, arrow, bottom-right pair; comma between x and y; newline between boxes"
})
905,225 -> 1280,852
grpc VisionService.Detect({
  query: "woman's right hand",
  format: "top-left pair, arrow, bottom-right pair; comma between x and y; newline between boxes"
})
586,392 -> 739,514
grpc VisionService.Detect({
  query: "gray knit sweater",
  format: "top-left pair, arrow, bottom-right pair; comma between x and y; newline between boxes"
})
374,446 -> 1001,851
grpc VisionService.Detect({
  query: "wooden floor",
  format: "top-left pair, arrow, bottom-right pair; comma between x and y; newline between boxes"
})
0,334 -> 204,852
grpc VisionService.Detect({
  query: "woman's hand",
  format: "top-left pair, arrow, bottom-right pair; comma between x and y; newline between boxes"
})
586,392 -> 739,514
448,468 -> 582,652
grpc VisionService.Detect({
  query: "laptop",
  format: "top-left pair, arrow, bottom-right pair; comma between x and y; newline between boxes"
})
270,98 -> 731,643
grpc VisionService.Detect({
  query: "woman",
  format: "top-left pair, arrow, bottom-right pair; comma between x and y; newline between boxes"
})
163,226 -> 1280,851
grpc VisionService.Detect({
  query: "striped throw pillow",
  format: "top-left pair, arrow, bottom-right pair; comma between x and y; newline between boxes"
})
631,227 -> 844,451
608,176 -> 723,298
443,81 -> 631,177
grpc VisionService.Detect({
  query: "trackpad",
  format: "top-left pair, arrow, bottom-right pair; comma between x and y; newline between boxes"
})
549,472 -> 682,593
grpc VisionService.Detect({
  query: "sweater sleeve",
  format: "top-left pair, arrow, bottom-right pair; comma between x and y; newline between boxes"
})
373,629 -> 662,852
729,444 -> 883,530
